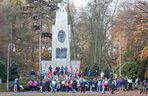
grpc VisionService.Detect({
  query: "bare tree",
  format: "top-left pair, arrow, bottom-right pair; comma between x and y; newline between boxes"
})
73,0 -> 119,70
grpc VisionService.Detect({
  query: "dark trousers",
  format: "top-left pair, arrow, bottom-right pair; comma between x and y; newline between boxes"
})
42,86 -> 46,92
111,87 -> 114,94
81,86 -> 86,93
64,86 -> 69,92
34,86 -> 38,91
61,84 -> 65,91
29,86 -> 33,91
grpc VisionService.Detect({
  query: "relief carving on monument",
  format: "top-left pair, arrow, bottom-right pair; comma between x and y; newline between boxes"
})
58,30 -> 66,43
56,48 -> 67,58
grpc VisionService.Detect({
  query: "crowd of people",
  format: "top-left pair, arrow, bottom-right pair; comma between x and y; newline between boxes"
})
13,66 -> 147,94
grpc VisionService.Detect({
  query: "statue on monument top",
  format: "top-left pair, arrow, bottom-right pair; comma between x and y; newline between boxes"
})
57,0 -> 68,12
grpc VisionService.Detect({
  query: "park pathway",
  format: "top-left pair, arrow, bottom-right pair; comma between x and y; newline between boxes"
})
0,91 -> 147,96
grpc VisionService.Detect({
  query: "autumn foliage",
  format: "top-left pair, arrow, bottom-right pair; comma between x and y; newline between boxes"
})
112,0 -> 148,60
112,0 -> 148,78
139,46 -> 148,61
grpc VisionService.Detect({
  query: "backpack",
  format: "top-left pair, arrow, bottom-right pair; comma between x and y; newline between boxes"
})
33,81 -> 38,86
143,80 -> 147,86
28,80 -> 33,86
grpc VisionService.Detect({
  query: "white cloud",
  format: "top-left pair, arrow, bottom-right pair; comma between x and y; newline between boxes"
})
71,0 -> 89,8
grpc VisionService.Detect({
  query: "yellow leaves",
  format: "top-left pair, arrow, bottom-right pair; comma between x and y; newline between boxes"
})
42,49 -> 51,60
139,46 -> 148,61
135,19 -> 148,35
10,0 -> 22,8
133,31 -> 142,42
112,1 -> 148,62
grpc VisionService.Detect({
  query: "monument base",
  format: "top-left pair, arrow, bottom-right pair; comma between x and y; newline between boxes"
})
41,60 -> 80,72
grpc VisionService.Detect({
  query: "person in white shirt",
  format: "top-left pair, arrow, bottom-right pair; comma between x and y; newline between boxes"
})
100,72 -> 104,78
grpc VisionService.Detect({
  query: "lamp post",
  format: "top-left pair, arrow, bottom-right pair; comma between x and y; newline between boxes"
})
119,43 -> 122,76
113,42 -> 122,76
39,31 -> 42,72
7,43 -> 15,91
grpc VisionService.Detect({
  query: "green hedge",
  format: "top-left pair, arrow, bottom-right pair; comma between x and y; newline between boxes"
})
115,62 -> 144,79
0,83 -> 6,92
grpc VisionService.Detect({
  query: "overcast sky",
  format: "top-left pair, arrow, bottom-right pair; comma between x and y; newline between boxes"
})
71,0 -> 89,8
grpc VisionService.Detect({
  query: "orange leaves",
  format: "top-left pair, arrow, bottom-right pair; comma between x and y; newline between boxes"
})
132,21 -> 148,43
112,0 -> 148,62
42,49 -> 51,60
139,46 -> 148,61
133,31 -> 143,42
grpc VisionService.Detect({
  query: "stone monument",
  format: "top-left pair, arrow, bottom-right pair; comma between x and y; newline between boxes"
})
41,1 -> 80,72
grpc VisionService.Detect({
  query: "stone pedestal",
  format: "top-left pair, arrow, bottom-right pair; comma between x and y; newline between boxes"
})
41,60 -> 80,72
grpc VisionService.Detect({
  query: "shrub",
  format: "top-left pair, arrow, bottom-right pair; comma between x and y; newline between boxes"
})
0,60 -> 6,81
115,62 -> 143,79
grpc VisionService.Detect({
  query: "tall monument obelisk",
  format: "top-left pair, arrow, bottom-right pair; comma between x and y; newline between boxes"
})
41,1 -> 80,72
52,2 -> 71,67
